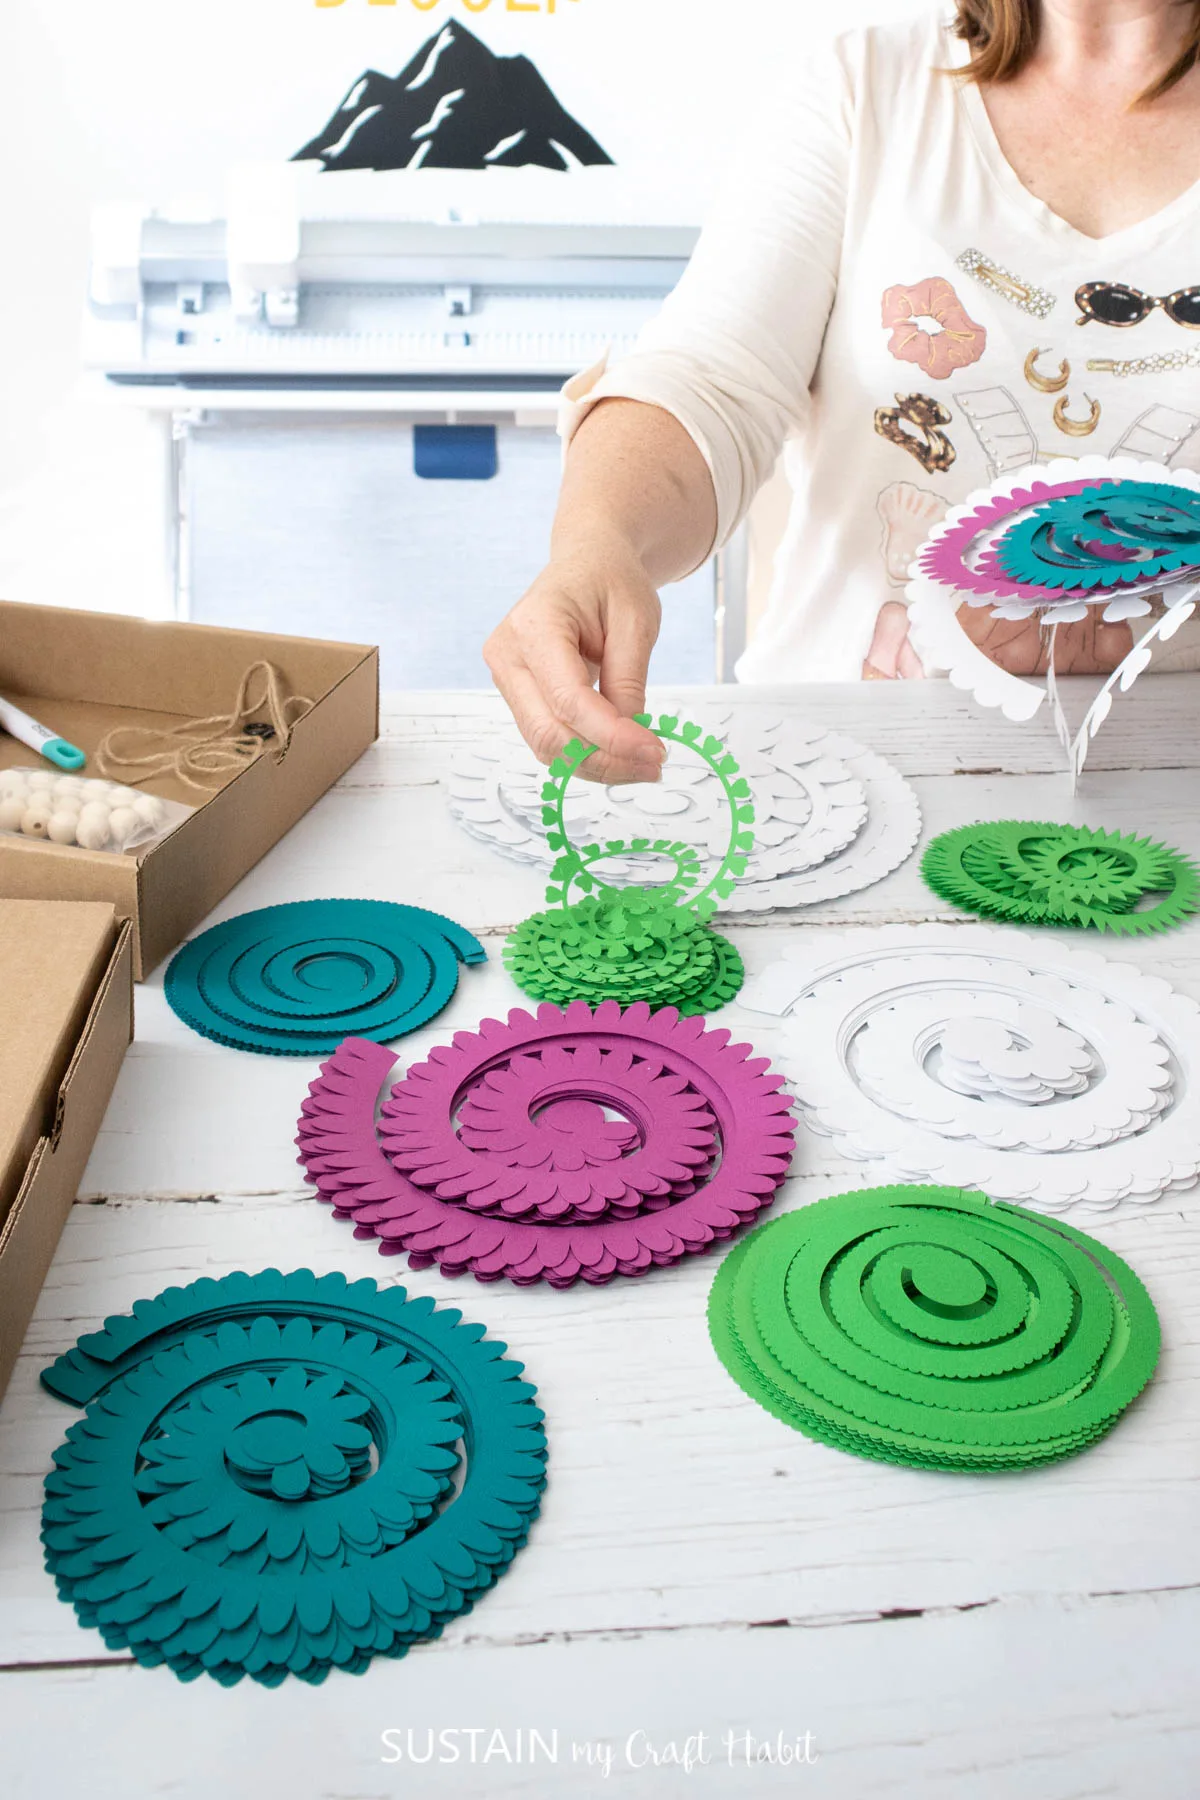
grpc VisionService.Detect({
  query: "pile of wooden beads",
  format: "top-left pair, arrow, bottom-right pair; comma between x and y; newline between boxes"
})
0,767 -> 168,852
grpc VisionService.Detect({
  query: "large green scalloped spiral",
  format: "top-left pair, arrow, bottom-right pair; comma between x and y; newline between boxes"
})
708,1186 -> 1159,1471
922,821 -> 1200,935
40,1270 -> 546,1687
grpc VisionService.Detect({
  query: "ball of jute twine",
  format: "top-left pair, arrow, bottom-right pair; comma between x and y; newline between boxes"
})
95,661 -> 314,792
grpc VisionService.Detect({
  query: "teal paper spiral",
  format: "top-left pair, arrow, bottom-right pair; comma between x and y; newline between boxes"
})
41,1270 -> 546,1686
994,481 -> 1200,591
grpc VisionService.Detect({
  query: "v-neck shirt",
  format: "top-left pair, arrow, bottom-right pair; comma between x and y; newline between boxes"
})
561,11 -> 1200,680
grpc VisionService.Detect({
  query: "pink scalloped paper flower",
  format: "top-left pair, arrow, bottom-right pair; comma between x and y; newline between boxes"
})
297,1001 -> 797,1288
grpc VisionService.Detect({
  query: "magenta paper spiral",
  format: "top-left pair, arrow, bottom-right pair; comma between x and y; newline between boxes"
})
297,1000 -> 797,1288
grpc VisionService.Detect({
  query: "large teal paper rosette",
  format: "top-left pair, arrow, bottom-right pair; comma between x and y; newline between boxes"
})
41,1270 -> 546,1686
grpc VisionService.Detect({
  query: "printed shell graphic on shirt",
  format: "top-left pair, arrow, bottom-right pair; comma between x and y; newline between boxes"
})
881,278 -> 988,380
293,19 -> 614,172
877,481 -> 948,586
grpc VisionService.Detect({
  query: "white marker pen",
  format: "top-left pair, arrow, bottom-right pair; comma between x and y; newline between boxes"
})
0,698 -> 87,771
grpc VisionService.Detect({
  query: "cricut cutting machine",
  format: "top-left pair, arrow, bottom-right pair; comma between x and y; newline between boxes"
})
85,177 -> 745,683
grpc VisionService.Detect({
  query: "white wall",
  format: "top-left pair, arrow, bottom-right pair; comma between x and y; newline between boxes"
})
0,0 -> 922,619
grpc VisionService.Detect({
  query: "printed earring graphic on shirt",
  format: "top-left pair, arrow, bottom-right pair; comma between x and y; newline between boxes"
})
874,394 -> 956,473
1052,393 -> 1102,437
881,278 -> 988,380
292,20 -> 614,171
1024,349 -> 1070,394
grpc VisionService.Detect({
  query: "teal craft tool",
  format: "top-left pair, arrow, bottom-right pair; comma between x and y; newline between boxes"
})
0,697 -> 86,771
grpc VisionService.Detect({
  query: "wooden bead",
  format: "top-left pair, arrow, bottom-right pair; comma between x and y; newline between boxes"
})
106,806 -> 140,848
47,810 -> 83,844
75,803 -> 112,851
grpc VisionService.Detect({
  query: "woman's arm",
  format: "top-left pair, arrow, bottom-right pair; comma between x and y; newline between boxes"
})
484,399 -> 716,785
485,35 -> 856,779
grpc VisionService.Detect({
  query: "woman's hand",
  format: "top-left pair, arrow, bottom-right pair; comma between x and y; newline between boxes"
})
863,600 -> 927,679
955,604 -> 1134,675
484,538 -> 667,785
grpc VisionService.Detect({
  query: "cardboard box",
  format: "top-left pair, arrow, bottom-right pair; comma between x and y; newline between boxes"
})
0,900 -> 134,1403
0,601 -> 378,976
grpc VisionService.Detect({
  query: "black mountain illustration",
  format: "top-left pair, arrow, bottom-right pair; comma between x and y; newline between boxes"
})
293,19 -> 614,172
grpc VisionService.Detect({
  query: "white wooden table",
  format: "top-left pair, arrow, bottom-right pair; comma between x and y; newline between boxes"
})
3,680 -> 1200,1800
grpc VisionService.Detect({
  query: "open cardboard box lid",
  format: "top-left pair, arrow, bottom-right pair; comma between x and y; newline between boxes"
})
0,899 -> 134,1403
0,601 -> 378,977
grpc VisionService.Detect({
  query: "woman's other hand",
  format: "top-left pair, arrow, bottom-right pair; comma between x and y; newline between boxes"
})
863,600 -> 927,679
956,604 -> 1134,675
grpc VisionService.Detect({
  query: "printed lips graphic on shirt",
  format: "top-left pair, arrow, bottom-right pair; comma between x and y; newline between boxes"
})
293,19 -> 614,172
881,278 -> 988,379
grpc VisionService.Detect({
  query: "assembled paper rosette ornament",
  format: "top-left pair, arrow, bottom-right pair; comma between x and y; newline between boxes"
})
906,458 -> 1200,779
503,714 -> 754,1014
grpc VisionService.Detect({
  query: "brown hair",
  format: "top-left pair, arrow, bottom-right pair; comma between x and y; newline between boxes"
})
954,0 -> 1200,103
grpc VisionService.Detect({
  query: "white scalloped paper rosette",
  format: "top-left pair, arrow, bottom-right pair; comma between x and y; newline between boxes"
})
739,923 -> 1200,1215
905,456 -> 1200,782
447,713 -> 920,914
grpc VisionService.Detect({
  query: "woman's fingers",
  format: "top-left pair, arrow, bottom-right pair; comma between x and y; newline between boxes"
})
896,632 -> 926,680
956,605 -> 1134,676
862,601 -> 912,679
599,592 -> 661,722
518,614 -> 663,781
485,604 -> 664,785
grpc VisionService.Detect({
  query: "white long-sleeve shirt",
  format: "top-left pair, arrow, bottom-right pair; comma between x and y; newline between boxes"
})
562,10 -> 1200,680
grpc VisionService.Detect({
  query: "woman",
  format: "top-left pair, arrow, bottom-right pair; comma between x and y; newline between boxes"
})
484,0 -> 1200,783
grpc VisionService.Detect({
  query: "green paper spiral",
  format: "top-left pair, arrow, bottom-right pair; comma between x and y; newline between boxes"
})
502,887 -> 744,1015
708,1186 -> 1159,1471
540,714 -> 756,921
505,716 -> 753,1014
922,821 -> 1200,935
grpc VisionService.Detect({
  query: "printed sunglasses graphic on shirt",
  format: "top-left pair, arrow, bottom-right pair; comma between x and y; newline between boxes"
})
1075,282 -> 1200,329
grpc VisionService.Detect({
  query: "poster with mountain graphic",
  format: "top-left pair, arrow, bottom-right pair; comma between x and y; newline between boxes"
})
293,20 -> 614,173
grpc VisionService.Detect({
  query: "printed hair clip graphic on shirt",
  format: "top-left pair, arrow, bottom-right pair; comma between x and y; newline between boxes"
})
955,249 -> 1055,321
1075,282 -> 1200,330
874,393 -> 956,474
